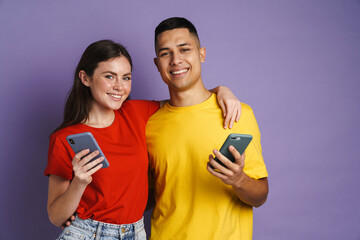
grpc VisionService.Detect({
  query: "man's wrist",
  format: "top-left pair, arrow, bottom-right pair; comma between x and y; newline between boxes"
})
232,171 -> 248,190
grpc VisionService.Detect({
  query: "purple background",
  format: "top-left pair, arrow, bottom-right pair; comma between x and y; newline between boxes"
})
1,0 -> 360,239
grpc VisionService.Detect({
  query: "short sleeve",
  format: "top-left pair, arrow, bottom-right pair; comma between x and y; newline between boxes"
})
44,133 -> 74,180
240,104 -> 268,179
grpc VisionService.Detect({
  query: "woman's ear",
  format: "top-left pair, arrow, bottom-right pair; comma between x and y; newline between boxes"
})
79,70 -> 90,87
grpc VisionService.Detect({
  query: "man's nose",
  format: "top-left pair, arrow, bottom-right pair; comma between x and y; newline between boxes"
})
170,52 -> 183,65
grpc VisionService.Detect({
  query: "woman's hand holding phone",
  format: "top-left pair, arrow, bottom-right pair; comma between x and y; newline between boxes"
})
59,149 -> 105,228
47,148 -> 104,228
72,149 -> 103,186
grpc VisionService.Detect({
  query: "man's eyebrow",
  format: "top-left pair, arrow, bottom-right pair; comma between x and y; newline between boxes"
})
157,43 -> 191,53
158,47 -> 169,53
178,43 -> 191,47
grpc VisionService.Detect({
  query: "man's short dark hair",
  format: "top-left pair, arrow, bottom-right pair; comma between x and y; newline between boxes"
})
155,17 -> 200,47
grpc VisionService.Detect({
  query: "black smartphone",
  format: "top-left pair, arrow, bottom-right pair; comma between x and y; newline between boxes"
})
213,133 -> 253,168
66,132 -> 110,168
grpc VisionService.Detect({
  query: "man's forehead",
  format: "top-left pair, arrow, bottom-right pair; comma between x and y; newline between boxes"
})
156,28 -> 199,48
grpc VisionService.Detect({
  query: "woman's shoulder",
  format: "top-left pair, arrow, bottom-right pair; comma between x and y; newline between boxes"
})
121,100 -> 159,111
123,99 -> 158,106
50,124 -> 84,140
119,100 -> 160,120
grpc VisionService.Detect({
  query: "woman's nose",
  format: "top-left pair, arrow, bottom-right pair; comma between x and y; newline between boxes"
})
113,79 -> 124,90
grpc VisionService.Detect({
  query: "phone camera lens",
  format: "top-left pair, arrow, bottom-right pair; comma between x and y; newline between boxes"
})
69,139 -> 75,144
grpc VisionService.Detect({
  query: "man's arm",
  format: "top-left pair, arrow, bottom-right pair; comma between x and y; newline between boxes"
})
207,146 -> 268,207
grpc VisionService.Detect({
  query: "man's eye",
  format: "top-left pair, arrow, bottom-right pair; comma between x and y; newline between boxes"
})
123,77 -> 131,81
105,75 -> 114,79
181,48 -> 190,52
160,52 -> 170,57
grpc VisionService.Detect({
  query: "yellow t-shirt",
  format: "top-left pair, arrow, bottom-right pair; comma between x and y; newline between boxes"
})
146,94 -> 268,240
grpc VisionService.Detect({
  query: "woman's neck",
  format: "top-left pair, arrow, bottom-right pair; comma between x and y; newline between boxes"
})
83,106 -> 115,128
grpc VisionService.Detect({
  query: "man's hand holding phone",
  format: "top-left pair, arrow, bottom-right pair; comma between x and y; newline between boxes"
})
207,134 -> 268,207
207,145 -> 247,188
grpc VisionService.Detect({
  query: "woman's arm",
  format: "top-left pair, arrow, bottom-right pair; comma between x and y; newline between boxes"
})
47,149 -> 103,227
210,86 -> 241,129
157,86 -> 241,129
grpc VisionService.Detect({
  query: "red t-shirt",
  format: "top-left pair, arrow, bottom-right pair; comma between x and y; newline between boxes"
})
44,100 -> 160,224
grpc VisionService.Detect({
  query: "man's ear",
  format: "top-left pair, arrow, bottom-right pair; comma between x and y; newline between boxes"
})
199,47 -> 206,63
79,70 -> 90,87
153,58 -> 160,72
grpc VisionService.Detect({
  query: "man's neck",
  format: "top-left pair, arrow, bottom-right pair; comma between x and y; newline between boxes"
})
168,84 -> 212,107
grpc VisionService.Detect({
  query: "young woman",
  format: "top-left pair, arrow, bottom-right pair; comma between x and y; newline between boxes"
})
45,40 -> 241,240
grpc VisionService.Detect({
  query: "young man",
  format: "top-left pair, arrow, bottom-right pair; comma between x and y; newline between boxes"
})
146,17 -> 269,239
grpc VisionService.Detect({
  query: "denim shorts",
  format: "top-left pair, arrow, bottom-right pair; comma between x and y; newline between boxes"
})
56,216 -> 146,240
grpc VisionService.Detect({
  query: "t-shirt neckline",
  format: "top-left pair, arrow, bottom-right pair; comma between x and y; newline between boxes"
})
164,93 -> 216,112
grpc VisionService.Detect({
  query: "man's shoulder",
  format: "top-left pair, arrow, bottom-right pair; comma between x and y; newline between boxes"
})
240,102 -> 254,113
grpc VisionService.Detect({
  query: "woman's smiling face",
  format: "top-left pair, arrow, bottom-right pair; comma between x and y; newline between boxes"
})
81,56 -> 132,112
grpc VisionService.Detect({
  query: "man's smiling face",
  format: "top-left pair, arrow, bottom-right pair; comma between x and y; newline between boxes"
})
154,28 -> 206,92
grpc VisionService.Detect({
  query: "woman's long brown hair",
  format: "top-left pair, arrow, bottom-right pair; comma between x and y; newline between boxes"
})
52,40 -> 133,133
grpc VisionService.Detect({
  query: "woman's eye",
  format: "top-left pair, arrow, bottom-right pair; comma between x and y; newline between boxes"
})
123,77 -> 131,81
105,75 -> 114,80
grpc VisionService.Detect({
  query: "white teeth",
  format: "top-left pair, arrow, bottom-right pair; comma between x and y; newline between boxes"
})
171,69 -> 188,75
109,94 -> 121,99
